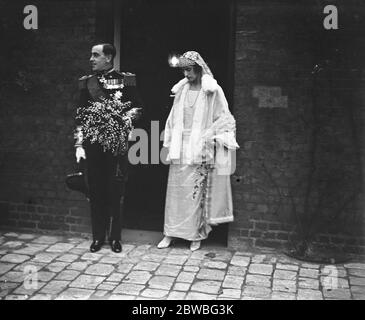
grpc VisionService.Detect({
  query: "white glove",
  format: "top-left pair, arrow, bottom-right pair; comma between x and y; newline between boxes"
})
75,146 -> 86,163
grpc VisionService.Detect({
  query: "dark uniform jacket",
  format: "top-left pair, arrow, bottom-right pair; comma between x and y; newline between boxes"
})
76,68 -> 143,128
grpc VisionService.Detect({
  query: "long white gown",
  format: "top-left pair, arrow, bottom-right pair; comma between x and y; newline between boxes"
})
163,89 -> 212,241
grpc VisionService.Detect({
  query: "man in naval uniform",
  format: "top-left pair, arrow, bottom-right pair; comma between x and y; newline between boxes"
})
74,43 -> 143,253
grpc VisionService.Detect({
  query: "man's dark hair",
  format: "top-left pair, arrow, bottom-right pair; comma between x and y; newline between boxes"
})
97,43 -> 116,60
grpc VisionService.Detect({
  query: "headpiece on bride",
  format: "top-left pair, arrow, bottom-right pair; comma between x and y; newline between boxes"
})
176,51 -> 213,77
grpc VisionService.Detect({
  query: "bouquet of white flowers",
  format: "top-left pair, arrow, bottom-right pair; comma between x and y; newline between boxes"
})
76,91 -> 141,155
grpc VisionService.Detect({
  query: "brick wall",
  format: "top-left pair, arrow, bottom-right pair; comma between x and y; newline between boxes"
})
0,1 -> 364,254
0,0 -> 98,234
229,1 -> 365,254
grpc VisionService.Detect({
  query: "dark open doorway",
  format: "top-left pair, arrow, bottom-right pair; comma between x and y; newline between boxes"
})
119,0 -> 236,246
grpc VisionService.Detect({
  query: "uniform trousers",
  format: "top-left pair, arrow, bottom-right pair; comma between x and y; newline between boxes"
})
85,142 -> 128,241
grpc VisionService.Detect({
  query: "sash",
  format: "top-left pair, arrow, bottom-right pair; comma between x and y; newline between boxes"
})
86,76 -> 107,102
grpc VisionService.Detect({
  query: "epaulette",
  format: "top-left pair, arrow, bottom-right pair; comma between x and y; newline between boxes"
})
78,74 -> 93,89
116,71 -> 136,86
79,74 -> 93,81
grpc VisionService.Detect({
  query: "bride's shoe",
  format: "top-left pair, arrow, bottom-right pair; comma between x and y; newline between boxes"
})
157,236 -> 173,249
190,240 -> 201,251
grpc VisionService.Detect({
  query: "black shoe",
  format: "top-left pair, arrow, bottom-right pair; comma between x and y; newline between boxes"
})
90,240 -> 104,253
110,240 -> 122,253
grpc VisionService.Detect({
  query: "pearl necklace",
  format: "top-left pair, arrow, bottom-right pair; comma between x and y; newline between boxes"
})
186,90 -> 200,108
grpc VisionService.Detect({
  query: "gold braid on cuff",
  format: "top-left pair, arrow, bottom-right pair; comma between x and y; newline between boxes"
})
74,126 -> 84,148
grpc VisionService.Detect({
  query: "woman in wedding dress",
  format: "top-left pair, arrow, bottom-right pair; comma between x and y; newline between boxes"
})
157,51 -> 239,251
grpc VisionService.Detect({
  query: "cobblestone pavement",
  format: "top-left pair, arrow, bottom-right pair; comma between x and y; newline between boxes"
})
0,230 -> 364,300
